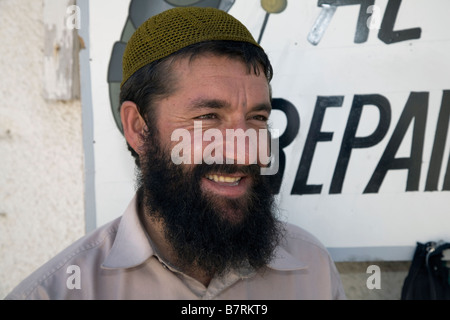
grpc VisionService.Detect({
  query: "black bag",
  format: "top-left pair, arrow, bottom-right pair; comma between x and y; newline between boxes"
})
401,241 -> 450,300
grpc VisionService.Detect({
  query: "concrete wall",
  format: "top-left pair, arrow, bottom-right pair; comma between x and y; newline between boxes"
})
0,0 -> 412,300
0,0 -> 85,298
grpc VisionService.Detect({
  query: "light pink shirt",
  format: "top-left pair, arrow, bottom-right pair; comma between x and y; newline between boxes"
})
5,194 -> 346,300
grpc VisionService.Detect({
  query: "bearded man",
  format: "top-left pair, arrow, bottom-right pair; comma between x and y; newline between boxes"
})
6,7 -> 345,300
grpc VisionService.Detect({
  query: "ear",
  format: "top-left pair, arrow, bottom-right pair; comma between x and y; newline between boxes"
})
120,101 -> 147,156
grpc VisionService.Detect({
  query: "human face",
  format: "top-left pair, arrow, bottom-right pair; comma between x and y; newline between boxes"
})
137,55 -> 279,275
154,54 -> 272,201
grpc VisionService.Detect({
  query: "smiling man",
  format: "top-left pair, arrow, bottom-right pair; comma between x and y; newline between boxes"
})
5,7 -> 346,300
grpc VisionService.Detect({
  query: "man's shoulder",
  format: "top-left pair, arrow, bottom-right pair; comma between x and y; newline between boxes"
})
283,222 -> 329,251
5,217 -> 121,300
269,222 -> 347,300
280,222 -> 334,263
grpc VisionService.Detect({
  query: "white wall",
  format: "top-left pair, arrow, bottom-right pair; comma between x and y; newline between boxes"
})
0,0 -> 85,298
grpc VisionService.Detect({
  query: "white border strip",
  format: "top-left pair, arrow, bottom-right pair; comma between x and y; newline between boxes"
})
78,0 -> 96,233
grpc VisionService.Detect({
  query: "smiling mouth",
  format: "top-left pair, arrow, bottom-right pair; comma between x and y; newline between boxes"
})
202,172 -> 249,198
205,174 -> 242,186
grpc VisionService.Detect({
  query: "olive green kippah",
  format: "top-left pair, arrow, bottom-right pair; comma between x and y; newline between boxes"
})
121,7 -> 262,87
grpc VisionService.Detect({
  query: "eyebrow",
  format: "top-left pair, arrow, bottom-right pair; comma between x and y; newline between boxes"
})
251,103 -> 272,114
188,98 -> 230,111
188,98 -> 272,113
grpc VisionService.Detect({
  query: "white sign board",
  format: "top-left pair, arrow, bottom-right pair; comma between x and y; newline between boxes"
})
80,0 -> 450,261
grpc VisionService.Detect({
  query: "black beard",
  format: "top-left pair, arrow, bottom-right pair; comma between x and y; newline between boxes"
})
137,127 -> 283,278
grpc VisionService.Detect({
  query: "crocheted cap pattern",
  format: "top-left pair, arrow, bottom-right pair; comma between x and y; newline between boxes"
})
121,6 -> 261,87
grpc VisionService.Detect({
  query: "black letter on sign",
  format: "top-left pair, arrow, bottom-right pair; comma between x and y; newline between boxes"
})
270,98 -> 300,194
330,94 -> 391,194
364,92 -> 428,193
318,0 -> 375,43
291,96 -> 344,195
425,90 -> 450,191
443,149 -> 450,190
378,0 -> 421,44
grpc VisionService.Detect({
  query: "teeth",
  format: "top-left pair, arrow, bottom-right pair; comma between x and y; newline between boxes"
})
206,174 -> 242,183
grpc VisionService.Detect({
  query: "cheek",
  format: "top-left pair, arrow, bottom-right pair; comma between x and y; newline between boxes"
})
165,126 -> 205,165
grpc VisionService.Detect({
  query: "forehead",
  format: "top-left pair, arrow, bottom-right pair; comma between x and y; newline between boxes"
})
168,54 -> 270,100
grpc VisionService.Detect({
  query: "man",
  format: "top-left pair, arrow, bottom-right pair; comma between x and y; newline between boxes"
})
6,7 -> 346,300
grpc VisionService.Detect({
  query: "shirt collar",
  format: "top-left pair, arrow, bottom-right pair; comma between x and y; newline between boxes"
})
102,194 -> 307,272
268,244 -> 307,271
102,194 -> 154,269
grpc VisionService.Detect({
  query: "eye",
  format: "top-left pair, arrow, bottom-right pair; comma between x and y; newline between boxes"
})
251,114 -> 269,122
195,113 -> 218,120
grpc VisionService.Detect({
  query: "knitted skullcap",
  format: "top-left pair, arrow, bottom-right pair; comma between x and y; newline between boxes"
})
121,6 -> 262,87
